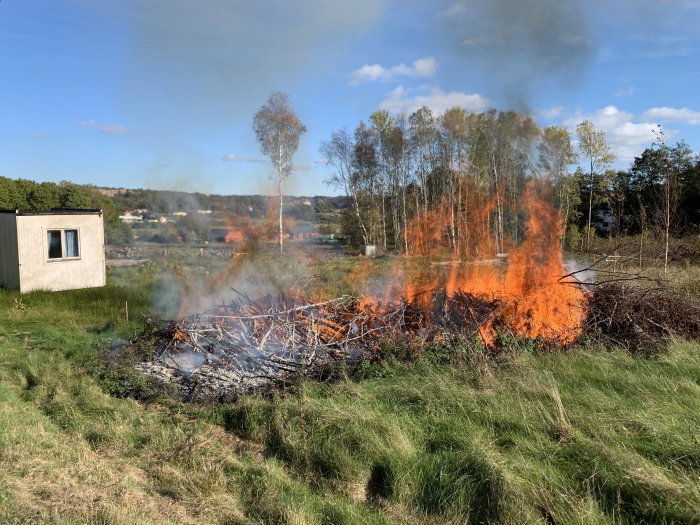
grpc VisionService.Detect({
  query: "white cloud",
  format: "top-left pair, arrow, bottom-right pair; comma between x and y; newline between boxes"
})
642,106 -> 700,125
539,106 -> 564,119
379,85 -> 490,115
222,153 -> 265,163
349,57 -> 437,85
77,119 -> 96,128
564,105 -> 658,162
614,86 -> 635,97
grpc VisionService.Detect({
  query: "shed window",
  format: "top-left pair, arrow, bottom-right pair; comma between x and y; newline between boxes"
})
47,230 -> 63,259
47,229 -> 80,260
65,229 -> 79,257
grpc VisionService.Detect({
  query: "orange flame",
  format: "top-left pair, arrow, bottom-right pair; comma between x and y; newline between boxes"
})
365,180 -> 586,346
225,230 -> 245,244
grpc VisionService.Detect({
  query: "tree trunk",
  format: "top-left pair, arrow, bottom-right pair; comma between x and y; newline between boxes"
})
492,156 -> 504,255
381,181 -> 387,252
402,169 -> 409,255
278,177 -> 284,253
586,160 -> 594,253
639,203 -> 645,270
562,190 -> 570,248
664,169 -> 670,274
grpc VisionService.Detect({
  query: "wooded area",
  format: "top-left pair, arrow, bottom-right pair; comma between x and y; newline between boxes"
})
0,177 -> 131,244
322,107 -> 700,257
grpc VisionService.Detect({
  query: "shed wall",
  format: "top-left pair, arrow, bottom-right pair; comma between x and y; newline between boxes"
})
0,214 -> 20,290
16,214 -> 105,293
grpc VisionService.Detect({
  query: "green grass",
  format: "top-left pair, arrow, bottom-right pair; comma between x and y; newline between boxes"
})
0,259 -> 699,523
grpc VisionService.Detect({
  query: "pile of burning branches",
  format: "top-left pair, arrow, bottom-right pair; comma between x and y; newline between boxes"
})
129,280 -> 700,401
130,291 -> 514,401
133,295 -> 421,402
584,282 -> 700,354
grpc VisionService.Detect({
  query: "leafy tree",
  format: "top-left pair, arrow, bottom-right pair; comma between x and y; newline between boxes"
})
59,183 -> 95,208
538,125 -> 578,242
253,91 -> 307,252
679,157 -> 700,228
175,215 -> 209,244
13,179 -> 36,209
576,120 -> 615,251
653,129 -> 694,272
27,182 -> 61,210
0,177 -> 23,209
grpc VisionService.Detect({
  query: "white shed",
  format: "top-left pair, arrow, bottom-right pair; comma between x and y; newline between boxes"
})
0,209 -> 106,293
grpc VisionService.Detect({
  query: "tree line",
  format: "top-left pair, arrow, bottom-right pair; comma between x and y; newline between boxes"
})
0,177 -> 132,244
321,107 -> 700,258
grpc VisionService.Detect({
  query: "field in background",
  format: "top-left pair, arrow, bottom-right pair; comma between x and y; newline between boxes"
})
0,254 -> 699,524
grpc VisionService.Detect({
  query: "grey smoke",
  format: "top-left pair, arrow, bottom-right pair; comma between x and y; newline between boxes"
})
105,0 -> 387,128
440,0 -> 595,109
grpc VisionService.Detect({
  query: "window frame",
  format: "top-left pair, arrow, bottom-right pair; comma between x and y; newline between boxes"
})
45,227 -> 82,262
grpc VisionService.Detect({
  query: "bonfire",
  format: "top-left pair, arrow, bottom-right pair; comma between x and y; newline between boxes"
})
130,181 -> 594,400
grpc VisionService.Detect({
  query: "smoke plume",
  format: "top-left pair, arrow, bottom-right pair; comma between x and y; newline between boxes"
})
440,0 -> 594,108
112,0 -> 387,128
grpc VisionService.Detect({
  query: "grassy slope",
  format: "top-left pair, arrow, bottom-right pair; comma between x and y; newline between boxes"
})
0,263 -> 699,524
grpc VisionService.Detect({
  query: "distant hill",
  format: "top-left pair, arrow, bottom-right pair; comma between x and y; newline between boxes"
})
96,187 -> 350,220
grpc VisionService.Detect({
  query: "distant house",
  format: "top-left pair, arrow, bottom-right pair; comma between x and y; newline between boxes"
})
0,209 -> 105,293
288,225 -> 318,241
119,211 -> 143,223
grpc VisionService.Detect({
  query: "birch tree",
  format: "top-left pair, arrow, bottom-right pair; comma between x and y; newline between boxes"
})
576,120 -> 615,252
538,125 -> 578,240
253,91 -> 306,253
320,128 -> 371,246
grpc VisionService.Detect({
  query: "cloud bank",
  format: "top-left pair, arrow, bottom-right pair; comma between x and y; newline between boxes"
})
379,85 -> 490,115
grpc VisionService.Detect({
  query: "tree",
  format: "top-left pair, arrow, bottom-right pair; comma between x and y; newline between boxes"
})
321,128 -> 371,247
653,129 -> 693,273
0,177 -> 22,209
59,182 -> 95,209
28,182 -> 61,210
538,126 -> 578,242
253,91 -> 306,252
576,120 -> 615,252
352,121 -> 382,247
679,156 -> 700,227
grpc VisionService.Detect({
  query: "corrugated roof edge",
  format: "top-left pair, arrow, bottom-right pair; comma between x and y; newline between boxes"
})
0,209 -> 102,216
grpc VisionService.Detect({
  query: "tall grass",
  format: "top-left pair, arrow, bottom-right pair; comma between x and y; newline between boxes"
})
219,345 -> 700,524
0,259 -> 699,523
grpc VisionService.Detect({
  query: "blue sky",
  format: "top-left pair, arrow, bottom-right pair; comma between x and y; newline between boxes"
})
1,0 -> 699,196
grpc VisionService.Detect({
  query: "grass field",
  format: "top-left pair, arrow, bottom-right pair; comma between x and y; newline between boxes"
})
1,257 -> 699,524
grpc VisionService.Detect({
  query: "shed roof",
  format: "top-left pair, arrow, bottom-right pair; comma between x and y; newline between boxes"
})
0,208 -> 102,216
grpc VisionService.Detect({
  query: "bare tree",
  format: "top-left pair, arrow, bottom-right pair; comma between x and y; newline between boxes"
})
576,120 -> 615,252
321,128 -> 370,246
253,91 -> 306,253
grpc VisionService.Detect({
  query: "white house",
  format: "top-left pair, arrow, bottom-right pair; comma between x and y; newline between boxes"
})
0,209 -> 106,293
